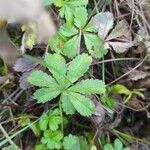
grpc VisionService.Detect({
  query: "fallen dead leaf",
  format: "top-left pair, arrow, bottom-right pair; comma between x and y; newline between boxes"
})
92,12 -> 133,53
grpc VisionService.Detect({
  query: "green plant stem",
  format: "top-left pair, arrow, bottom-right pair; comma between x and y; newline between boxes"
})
93,0 -> 99,13
102,57 -> 105,82
113,129 -> 150,145
59,94 -> 64,133
0,124 -> 19,149
4,61 -> 8,79
23,54 -> 46,66
123,93 -> 132,104
0,119 -> 39,147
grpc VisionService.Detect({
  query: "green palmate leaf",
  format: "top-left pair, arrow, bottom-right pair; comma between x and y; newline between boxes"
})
44,53 -> 67,85
63,134 -> 80,150
68,92 -> 95,116
39,113 -> 49,131
67,79 -> 106,94
57,0 -> 88,26
74,7 -> 88,29
84,33 -> 108,58
28,70 -> 58,88
41,130 -> 63,149
48,109 -> 62,131
34,88 -> 61,103
59,24 -> 78,37
63,35 -> 79,58
61,92 -> 76,115
67,54 -> 92,84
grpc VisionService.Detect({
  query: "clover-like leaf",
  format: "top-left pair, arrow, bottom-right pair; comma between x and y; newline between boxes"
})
61,92 -> 76,115
67,54 -> 92,84
67,92 -> 95,116
41,130 -> 63,150
45,53 -> 67,85
34,88 -> 61,103
67,79 -> 106,94
28,70 -> 58,88
63,134 -> 80,150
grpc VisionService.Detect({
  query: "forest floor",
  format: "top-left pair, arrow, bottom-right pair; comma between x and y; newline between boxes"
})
0,0 -> 150,150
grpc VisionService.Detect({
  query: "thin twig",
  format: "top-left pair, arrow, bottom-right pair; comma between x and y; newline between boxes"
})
107,54 -> 150,86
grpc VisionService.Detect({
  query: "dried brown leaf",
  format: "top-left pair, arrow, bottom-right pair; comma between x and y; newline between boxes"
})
14,58 -> 37,72
14,58 -> 39,89
92,12 -> 114,39
92,12 -> 133,53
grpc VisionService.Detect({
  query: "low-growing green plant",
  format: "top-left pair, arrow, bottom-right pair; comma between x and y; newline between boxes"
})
111,84 -> 144,104
35,133 -> 91,150
28,53 -> 106,117
47,0 -> 88,26
50,7 -> 107,58
103,138 -> 130,150
39,109 -> 62,131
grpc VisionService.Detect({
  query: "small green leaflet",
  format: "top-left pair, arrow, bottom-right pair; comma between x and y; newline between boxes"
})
66,53 -> 92,84
34,88 -> 61,103
61,92 -> 76,115
74,7 -> 88,29
111,84 -> 131,96
54,0 -> 88,26
28,53 -> 106,117
63,134 -> 89,150
41,130 -> 63,149
103,139 -> 130,150
63,134 -> 80,150
65,92 -> 95,116
28,70 -> 58,88
35,144 -> 48,150
67,79 -> 106,94
63,35 -> 79,58
39,109 -> 62,131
